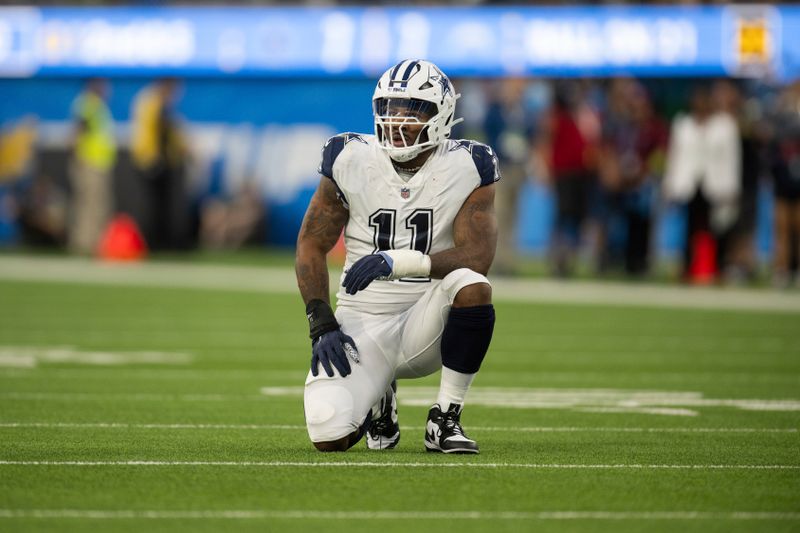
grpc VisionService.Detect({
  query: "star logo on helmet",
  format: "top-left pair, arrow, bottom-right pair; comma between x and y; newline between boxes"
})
439,77 -> 453,97
430,75 -> 452,98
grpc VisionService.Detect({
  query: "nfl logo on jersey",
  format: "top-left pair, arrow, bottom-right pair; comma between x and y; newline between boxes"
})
400,187 -> 410,199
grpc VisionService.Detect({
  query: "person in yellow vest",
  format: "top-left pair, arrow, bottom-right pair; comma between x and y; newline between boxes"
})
130,78 -> 189,250
69,78 -> 116,254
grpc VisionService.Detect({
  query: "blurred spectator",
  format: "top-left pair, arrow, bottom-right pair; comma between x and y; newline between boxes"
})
18,173 -> 68,247
0,117 -> 55,245
0,118 -> 37,183
68,78 -> 116,255
130,78 -> 190,250
715,80 -> 763,284
768,80 -> 800,288
595,78 -> 629,273
199,181 -> 265,250
598,79 -> 668,276
540,81 -> 598,277
483,78 -> 542,275
664,83 -> 741,281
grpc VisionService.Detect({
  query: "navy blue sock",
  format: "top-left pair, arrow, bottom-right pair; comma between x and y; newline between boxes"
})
441,304 -> 495,374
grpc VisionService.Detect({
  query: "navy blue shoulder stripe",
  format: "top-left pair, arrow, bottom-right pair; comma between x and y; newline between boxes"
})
317,133 -> 366,178
452,140 -> 500,187
472,142 -> 500,187
318,135 -> 345,178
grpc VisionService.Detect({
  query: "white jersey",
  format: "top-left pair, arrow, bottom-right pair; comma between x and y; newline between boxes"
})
318,133 -> 500,314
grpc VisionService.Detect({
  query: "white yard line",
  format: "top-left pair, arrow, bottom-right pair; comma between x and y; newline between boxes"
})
0,422 -> 305,430
0,368 -> 303,380
5,388 -> 800,416
0,256 -> 298,295
0,346 -> 192,368
2,368 -> 797,388
0,460 -> 797,469
0,422 -> 795,434
262,386 -> 800,415
0,509 -> 797,520
0,392 -> 262,402
2,255 -> 799,312
497,426 -> 799,433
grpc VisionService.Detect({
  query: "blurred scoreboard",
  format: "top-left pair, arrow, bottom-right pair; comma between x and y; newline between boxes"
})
0,5 -> 797,79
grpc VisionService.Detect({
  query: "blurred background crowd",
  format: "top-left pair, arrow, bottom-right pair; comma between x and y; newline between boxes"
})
1,3 -> 799,288
461,76 -> 800,287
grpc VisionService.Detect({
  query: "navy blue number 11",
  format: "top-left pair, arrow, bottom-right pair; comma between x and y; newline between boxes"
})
369,209 -> 433,254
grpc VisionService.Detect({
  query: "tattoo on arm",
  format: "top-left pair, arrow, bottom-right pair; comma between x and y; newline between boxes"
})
429,185 -> 497,278
295,177 -> 349,304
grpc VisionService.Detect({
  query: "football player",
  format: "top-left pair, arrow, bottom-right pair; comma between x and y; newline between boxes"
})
296,59 -> 498,454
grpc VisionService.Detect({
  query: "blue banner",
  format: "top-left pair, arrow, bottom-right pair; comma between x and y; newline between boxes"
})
0,5 -> 796,79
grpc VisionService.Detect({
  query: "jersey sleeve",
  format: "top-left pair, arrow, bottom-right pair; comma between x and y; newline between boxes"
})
317,134 -> 351,208
317,134 -> 347,178
470,142 -> 501,187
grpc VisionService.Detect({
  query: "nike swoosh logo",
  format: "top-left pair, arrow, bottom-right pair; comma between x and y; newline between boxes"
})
426,429 -> 436,442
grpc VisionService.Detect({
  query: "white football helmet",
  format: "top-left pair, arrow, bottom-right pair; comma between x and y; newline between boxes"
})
372,59 -> 463,162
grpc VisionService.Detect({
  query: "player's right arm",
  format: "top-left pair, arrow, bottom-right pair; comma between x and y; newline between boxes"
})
295,176 -> 349,305
296,176 -> 356,378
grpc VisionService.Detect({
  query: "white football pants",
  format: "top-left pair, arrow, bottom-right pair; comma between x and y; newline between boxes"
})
303,268 -> 489,443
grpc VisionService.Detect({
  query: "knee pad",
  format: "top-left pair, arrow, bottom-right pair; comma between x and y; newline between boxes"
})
441,268 -> 490,302
304,383 -> 356,443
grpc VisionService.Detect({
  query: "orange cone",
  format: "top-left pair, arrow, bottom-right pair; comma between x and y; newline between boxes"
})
97,214 -> 148,261
688,230 -> 717,284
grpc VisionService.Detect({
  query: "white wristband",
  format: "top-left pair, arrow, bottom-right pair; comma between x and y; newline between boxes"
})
383,249 -> 431,279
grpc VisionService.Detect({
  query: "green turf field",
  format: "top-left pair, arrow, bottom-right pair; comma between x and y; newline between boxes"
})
0,270 -> 798,532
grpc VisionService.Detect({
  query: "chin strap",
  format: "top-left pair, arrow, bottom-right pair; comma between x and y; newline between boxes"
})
385,146 -> 426,163
389,145 -> 436,170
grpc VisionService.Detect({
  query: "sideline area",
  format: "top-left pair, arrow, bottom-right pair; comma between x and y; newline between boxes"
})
0,254 -> 798,313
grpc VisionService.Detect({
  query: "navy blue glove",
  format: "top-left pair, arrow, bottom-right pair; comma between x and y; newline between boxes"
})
343,252 -> 393,295
311,329 -> 358,378
306,299 -> 359,378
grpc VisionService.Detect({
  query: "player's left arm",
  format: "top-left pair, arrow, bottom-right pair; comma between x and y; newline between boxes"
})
429,184 -> 497,278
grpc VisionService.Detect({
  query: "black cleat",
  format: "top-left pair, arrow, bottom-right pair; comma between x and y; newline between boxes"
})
366,381 -> 400,450
424,403 -> 479,454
